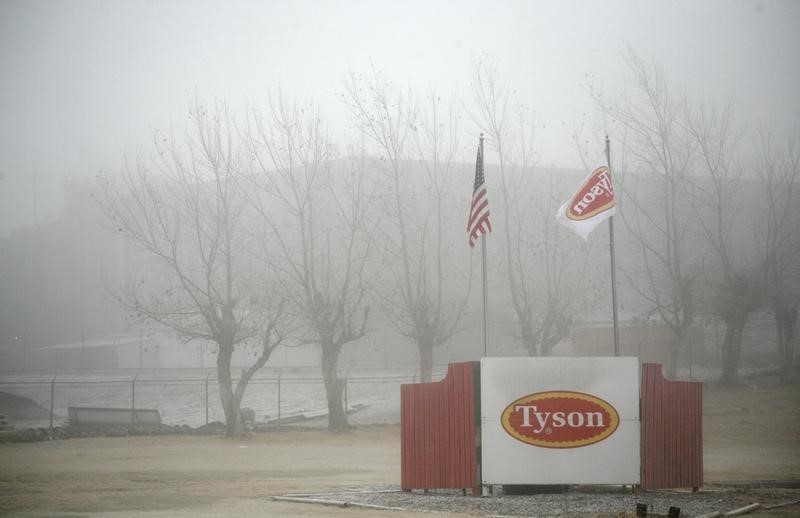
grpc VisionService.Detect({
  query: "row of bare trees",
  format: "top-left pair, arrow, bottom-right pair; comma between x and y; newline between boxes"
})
603,50 -> 800,383
99,57 -> 799,436
100,74 -> 485,433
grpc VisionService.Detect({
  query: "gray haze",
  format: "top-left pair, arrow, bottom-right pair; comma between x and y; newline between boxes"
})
1,0 -> 799,237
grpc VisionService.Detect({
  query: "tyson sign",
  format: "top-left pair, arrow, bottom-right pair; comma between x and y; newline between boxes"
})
481,357 -> 640,485
501,390 -> 620,448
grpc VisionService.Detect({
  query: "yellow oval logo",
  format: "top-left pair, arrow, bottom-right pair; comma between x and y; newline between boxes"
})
500,390 -> 620,448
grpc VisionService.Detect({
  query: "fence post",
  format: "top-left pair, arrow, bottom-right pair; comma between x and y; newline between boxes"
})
277,370 -> 283,422
81,331 -> 86,371
344,373 -> 348,413
205,370 -> 212,425
131,373 -> 139,424
49,374 -> 57,429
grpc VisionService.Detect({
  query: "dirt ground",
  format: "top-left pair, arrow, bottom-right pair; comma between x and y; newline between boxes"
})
0,427 -> 441,518
702,376 -> 800,481
0,375 -> 798,517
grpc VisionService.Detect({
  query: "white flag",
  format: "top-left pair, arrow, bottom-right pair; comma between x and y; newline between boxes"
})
556,166 -> 616,240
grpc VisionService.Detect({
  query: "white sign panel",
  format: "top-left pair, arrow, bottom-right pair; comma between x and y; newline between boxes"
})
480,357 -> 640,485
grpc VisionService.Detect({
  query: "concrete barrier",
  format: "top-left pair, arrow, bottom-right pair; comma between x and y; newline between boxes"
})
67,406 -> 161,427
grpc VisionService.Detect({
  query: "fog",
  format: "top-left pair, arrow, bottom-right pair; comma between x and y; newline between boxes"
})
2,0 -> 799,235
5,8 -> 800,512
1,0 -> 800,401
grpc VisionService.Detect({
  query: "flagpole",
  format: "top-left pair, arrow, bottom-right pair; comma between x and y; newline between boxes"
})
605,135 -> 621,357
480,134 -> 489,358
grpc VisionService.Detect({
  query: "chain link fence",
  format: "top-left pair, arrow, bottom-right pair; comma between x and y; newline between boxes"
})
0,368 -> 442,430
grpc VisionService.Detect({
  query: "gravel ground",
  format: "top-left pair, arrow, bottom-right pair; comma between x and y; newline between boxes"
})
278,484 -> 800,517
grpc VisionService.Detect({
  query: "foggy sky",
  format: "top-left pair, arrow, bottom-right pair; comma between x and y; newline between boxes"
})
1,0 -> 799,237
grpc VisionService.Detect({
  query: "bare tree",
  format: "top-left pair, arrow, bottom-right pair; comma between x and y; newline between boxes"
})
101,99 -> 285,437
245,95 -> 375,430
755,127 -> 800,383
470,59 -> 592,357
688,104 -> 762,385
604,50 -> 702,377
344,71 -> 470,382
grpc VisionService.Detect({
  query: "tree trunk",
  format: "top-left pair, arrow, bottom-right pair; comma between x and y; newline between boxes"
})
520,320 -> 538,357
778,308 -> 797,384
321,341 -> 348,431
216,342 -> 243,437
720,318 -> 745,387
666,335 -> 681,379
539,315 -> 569,357
418,337 -> 434,383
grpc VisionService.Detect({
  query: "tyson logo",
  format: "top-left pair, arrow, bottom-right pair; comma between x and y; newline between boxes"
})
500,390 -> 620,448
565,166 -> 615,221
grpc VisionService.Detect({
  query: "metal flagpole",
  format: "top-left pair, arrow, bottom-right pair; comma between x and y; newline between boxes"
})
605,135 -> 621,356
480,134 -> 489,357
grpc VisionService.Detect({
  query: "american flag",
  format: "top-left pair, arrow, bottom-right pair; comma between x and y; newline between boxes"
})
467,139 -> 491,247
